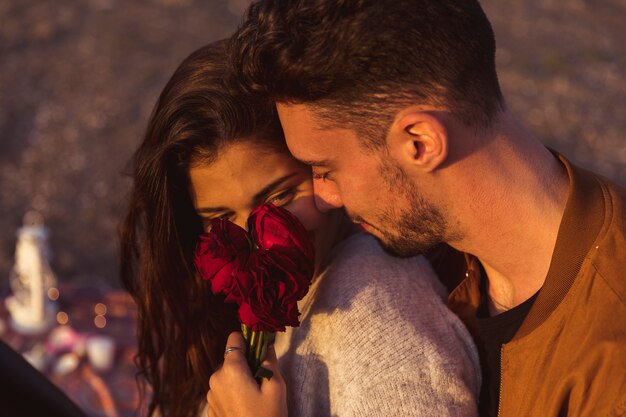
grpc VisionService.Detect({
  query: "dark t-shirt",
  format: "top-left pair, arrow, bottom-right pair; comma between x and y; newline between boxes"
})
475,272 -> 539,417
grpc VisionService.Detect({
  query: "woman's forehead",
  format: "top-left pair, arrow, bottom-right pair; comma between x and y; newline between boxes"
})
188,143 -> 304,209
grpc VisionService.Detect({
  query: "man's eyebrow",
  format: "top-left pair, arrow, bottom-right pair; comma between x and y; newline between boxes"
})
195,173 -> 300,214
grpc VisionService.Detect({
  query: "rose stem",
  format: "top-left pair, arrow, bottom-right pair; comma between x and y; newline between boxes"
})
248,330 -> 258,370
259,333 -> 270,367
255,331 -> 265,369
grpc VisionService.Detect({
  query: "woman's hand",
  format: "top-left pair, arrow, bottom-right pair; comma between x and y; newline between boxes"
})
207,332 -> 288,417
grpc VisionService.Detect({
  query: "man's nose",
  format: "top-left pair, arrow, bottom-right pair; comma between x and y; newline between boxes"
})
313,179 -> 343,212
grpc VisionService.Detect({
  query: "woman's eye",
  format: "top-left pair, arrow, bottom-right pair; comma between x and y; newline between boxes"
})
267,188 -> 297,206
200,218 -> 212,231
201,213 -> 232,230
213,213 -> 235,223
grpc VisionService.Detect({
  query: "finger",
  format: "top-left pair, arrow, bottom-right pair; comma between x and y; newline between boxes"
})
225,331 -> 246,350
208,371 -> 219,393
223,332 -> 247,362
206,390 -> 220,417
220,332 -> 257,386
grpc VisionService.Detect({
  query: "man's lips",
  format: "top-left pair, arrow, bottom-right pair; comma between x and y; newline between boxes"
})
353,219 -> 377,234
350,215 -> 382,235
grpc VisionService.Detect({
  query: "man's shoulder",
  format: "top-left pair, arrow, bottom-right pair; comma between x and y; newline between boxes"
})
595,170 -> 626,209
587,173 -> 626,305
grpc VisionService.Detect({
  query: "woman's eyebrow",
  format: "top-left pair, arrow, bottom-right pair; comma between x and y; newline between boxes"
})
253,172 -> 299,200
196,206 -> 228,214
195,172 -> 300,214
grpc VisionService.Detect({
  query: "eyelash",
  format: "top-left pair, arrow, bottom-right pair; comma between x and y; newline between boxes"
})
267,188 -> 297,205
200,187 -> 298,229
312,171 -> 330,182
201,212 -> 232,230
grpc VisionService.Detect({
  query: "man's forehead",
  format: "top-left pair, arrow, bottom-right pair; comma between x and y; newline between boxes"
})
276,102 -> 364,165
286,138 -> 335,167
277,103 -> 337,164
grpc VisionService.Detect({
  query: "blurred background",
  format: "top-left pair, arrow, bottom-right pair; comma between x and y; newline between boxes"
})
0,0 -> 625,415
0,0 -> 251,288
1,0 -> 626,290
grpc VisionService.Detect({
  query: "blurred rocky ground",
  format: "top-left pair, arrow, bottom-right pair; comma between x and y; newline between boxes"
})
1,0 -> 625,288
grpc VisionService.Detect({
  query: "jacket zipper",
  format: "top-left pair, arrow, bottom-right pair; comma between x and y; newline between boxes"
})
497,345 -> 504,417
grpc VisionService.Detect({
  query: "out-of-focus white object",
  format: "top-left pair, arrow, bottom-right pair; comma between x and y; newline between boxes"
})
86,335 -> 115,372
53,352 -> 81,376
45,325 -> 85,356
22,343 -> 48,371
5,211 -> 58,334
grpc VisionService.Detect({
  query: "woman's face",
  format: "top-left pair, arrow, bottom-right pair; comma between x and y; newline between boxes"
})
188,141 -> 327,234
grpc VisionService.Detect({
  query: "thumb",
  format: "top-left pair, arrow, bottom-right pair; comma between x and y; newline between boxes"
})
260,344 -> 285,393
260,344 -> 280,374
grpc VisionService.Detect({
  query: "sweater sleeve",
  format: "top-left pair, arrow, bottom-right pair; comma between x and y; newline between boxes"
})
308,235 -> 480,417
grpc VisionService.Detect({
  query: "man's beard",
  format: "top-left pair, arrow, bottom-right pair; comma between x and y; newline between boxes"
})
360,157 -> 449,258
376,197 -> 446,257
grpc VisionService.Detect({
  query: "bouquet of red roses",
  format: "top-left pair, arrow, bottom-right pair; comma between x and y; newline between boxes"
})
194,203 -> 315,381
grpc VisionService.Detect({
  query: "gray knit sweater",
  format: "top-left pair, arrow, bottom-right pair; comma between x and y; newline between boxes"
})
274,233 -> 480,417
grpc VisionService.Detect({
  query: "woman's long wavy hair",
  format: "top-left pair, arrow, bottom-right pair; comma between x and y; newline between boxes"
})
119,40 -> 286,417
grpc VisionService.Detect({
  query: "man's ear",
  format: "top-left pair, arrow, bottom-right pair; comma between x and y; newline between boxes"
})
387,111 -> 448,173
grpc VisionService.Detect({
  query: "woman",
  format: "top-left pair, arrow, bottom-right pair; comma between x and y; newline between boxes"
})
120,40 -> 480,417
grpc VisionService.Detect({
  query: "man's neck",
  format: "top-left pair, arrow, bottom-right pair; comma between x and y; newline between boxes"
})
445,111 -> 570,314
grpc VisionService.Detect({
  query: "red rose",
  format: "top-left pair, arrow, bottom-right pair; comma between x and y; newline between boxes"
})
194,204 -> 315,332
194,219 -> 250,302
236,251 -> 308,332
248,203 -> 314,262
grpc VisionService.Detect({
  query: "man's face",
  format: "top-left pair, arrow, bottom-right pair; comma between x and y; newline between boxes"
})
277,103 -> 447,256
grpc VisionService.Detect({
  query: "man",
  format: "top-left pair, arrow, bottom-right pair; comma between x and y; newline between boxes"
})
207,1 -> 626,416
0,339 -> 88,416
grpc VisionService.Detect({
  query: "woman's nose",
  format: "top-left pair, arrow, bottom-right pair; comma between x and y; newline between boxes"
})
232,211 -> 251,231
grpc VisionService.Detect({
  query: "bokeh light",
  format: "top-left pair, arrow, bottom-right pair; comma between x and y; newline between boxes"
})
56,311 -> 69,325
94,315 -> 107,329
94,303 -> 107,315
48,287 -> 60,301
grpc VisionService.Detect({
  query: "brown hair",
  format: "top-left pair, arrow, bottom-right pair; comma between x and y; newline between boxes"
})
119,40 -> 284,417
231,0 -> 505,147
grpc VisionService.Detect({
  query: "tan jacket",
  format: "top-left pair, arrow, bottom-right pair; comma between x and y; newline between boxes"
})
433,155 -> 626,416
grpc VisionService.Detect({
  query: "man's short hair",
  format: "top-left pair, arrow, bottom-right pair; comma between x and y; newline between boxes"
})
231,0 -> 505,147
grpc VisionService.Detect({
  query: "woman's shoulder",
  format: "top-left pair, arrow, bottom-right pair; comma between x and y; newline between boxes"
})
305,232 -> 462,340
319,232 -> 447,300
309,232 -> 478,363
300,233 -> 481,414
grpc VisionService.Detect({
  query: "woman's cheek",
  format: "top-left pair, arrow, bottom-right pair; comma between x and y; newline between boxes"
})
285,194 -> 327,233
